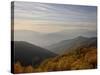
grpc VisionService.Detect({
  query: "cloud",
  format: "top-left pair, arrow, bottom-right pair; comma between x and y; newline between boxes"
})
13,1 -> 97,34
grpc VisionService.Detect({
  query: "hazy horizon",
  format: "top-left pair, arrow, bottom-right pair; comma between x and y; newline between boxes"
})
13,1 -> 97,47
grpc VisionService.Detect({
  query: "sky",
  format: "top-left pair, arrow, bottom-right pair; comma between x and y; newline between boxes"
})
13,1 -> 97,34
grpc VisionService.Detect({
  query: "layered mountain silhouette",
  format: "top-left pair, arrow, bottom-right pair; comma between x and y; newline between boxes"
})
13,36 -> 97,73
13,41 -> 57,67
14,30 -> 66,47
46,36 -> 97,54
14,30 -> 97,47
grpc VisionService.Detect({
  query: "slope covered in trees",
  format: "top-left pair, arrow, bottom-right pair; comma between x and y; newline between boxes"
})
14,47 -> 97,73
13,41 -> 57,66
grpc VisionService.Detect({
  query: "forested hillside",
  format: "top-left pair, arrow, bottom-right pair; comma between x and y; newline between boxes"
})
14,47 -> 97,73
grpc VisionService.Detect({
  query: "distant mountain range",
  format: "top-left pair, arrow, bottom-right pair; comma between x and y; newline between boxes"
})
13,30 -> 97,47
46,36 -> 97,54
14,30 -> 68,47
13,36 -> 97,73
12,29 -> 97,66
13,41 -> 57,66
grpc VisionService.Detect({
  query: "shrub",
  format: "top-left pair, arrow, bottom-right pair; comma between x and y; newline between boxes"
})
24,65 -> 34,73
14,62 -> 24,73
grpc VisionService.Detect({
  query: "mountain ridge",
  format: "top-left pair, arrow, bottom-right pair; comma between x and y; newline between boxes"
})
46,36 -> 97,54
13,41 -> 57,66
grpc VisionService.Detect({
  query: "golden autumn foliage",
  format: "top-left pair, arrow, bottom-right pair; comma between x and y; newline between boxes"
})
14,62 -> 24,73
84,48 -> 97,67
71,59 -> 93,70
14,47 -> 97,73
24,65 -> 34,73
